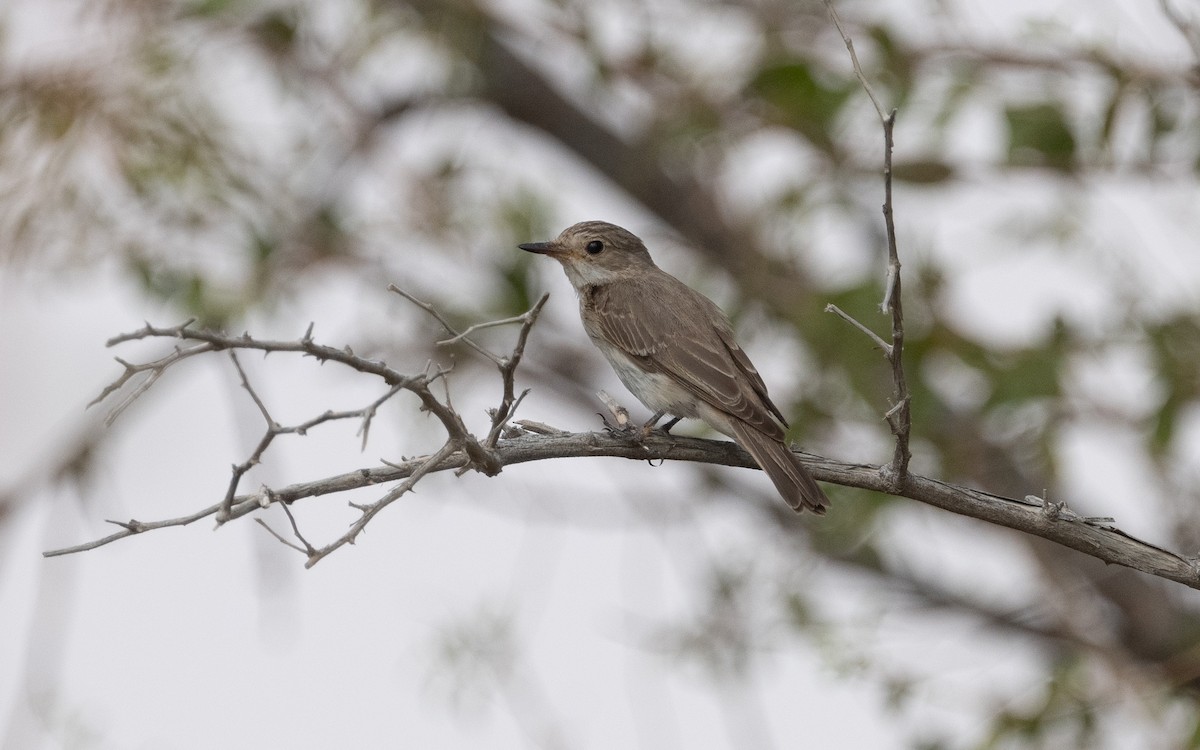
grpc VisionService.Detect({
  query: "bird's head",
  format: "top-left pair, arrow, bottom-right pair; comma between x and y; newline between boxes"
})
520,221 -> 656,288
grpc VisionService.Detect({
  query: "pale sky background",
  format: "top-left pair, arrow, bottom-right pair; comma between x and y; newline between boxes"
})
3,0 -> 1200,748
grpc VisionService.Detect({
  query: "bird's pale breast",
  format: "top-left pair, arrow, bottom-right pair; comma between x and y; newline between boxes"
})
588,333 -> 702,419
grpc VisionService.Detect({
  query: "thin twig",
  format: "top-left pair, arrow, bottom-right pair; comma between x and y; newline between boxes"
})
388,285 -> 502,365
879,110 -> 912,481
219,351 -> 281,523
302,440 -> 459,568
90,343 -> 217,426
485,293 -> 550,447
278,501 -> 318,554
390,285 -> 549,449
255,518 -> 308,554
93,320 -> 495,475
354,383 -> 406,450
597,390 -> 631,431
824,0 -> 886,123
438,314 -> 532,346
513,419 -> 569,436
824,304 -> 891,355
826,2 -> 912,484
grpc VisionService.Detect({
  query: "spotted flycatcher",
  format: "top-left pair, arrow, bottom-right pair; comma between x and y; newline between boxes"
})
520,221 -> 829,513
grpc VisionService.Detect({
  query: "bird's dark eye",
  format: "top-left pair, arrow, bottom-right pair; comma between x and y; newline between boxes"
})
585,240 -> 604,255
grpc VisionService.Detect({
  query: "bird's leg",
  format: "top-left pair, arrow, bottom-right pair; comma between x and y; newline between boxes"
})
642,410 -> 665,428
639,411 -> 682,440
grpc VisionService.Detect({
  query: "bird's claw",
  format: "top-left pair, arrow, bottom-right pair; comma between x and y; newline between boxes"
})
598,412 -> 634,436
596,412 -> 656,445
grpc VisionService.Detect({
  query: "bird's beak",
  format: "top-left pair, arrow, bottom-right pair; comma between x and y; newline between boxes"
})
519,241 -> 557,256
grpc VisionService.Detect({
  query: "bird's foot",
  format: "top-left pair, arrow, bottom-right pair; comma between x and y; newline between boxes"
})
637,412 -> 682,439
599,412 -> 636,436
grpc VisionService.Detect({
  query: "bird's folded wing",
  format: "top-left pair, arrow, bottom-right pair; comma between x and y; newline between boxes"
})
588,277 -> 788,438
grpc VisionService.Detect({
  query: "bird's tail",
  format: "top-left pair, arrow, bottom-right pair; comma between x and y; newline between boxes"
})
729,422 -> 829,514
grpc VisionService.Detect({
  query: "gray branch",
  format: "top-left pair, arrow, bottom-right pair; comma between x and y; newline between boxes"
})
43,427 -> 1200,589
43,291 -> 1200,588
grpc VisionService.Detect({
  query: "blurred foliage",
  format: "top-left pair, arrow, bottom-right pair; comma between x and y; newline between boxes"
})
978,656 -> 1105,750
426,605 -> 517,712
1005,103 -> 1078,171
4,0 -> 1200,747
751,59 -> 857,155
1149,314 -> 1200,455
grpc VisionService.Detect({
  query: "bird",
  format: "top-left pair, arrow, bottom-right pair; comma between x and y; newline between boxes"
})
519,220 -> 829,513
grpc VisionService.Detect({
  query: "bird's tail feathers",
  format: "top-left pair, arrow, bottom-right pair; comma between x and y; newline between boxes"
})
730,422 -> 829,514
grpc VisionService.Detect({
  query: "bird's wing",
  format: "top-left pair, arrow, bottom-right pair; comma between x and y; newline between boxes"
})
587,275 -> 789,437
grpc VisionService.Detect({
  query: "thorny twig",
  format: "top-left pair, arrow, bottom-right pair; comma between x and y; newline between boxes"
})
389,285 -> 549,448
61,294 -> 548,566
220,351 -> 278,522
388,286 -> 504,365
824,303 -> 891,355
299,440 -> 459,568
42,427 -> 1200,591
879,111 -> 912,483
824,1 -> 912,486
484,294 -> 549,447
87,318 -> 214,426
41,295 -> 1200,589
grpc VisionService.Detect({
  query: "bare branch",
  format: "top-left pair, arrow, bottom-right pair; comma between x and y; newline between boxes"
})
389,285 -> 502,365
219,351 -> 279,522
879,110 -> 912,482
90,342 -> 217,426
825,0 -> 886,123
824,304 -> 892,355
98,320 -> 410,382
300,440 -> 459,568
42,429 -> 1200,588
54,292 -> 1198,589
484,293 -> 550,447
825,6 -> 913,483
255,517 -> 309,555
390,285 -> 549,448
90,320 -> 499,476
390,285 -> 552,469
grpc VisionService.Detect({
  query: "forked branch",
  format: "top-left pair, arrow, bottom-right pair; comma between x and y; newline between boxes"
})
57,292 -> 550,566
824,0 -> 912,486
42,287 -> 1200,590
